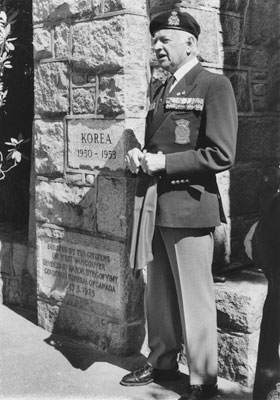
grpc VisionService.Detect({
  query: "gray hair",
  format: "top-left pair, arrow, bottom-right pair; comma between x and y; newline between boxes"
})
175,30 -> 199,56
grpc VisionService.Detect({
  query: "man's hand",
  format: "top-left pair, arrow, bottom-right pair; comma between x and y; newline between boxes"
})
124,148 -> 145,174
141,151 -> 166,175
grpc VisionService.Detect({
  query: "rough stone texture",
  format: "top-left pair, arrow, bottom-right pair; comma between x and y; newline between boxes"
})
217,170 -> 230,218
251,71 -> 268,81
220,14 -> 241,47
230,166 -> 263,217
72,73 -> 87,86
72,17 -> 125,72
0,241 -> 12,275
104,0 -> 147,14
33,27 -> 52,60
196,9 -> 220,65
253,84 -> 267,97
33,0 -> 96,22
149,0 -> 221,13
72,88 -> 96,115
34,119 -> 65,175
218,329 -> 260,388
220,0 -> 246,13
253,99 -> 267,113
227,71 -> 251,113
35,180 -> 96,231
98,71 -> 148,118
0,229 -> 34,308
2,276 -> 22,306
54,23 -> 70,58
35,62 -> 69,115
98,74 -> 125,116
244,0 -> 274,46
124,70 -> 149,118
215,271 -> 267,333
33,0 -> 51,22
36,227 -> 144,354
123,15 -> 148,70
97,176 -> 135,239
224,50 -> 239,67
236,117 -> 279,163
215,271 -> 267,387
13,243 -> 29,276
241,49 -> 270,69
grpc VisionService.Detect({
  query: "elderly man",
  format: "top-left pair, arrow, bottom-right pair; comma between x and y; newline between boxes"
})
121,9 -> 238,400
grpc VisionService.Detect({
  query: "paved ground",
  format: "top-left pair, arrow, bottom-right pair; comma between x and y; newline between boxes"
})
0,304 -> 252,400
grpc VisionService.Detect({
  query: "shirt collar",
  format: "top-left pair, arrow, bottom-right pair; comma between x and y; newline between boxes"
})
171,57 -> 199,90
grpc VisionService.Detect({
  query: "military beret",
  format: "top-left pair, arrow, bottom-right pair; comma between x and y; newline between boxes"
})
149,9 -> 201,39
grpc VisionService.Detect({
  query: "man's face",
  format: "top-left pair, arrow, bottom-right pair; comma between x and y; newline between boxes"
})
152,29 -> 189,73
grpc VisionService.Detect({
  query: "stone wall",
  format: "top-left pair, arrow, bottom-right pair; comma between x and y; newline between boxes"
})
31,0 -> 149,355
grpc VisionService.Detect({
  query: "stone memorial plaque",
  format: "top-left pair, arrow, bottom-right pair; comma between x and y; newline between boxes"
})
67,118 -> 125,171
39,238 -> 121,309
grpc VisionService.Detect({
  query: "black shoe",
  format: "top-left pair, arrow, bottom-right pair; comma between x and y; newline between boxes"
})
179,384 -> 218,400
120,363 -> 180,386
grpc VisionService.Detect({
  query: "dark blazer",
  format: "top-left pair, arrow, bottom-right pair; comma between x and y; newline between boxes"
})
143,62 -> 238,228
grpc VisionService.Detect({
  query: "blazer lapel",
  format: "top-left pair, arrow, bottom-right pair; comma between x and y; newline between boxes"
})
146,63 -> 204,143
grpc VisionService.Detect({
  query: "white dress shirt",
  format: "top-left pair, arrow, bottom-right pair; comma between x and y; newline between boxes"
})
169,57 -> 199,92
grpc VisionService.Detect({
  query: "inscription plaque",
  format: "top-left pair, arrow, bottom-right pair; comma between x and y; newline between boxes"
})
39,239 -> 121,308
67,119 -> 125,171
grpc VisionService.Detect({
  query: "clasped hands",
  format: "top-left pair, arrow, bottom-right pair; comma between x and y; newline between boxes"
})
124,148 -> 166,175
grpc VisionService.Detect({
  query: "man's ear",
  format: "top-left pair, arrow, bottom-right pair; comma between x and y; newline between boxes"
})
186,36 -> 195,55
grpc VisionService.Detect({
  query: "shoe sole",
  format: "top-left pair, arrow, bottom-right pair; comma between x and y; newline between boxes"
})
119,378 -> 154,386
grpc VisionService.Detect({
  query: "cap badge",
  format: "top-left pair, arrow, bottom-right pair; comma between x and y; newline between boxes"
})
168,11 -> 180,26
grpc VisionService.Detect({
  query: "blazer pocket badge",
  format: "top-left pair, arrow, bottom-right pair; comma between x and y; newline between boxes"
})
175,119 -> 191,145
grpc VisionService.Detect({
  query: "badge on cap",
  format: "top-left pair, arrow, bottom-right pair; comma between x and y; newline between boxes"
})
168,11 -> 180,26
174,119 -> 191,145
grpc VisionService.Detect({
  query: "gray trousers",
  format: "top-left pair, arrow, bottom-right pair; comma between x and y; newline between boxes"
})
146,226 -> 217,385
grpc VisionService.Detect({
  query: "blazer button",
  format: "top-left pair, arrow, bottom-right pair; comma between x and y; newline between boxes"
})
171,180 -> 176,185
180,180 -> 185,184
176,180 -> 180,184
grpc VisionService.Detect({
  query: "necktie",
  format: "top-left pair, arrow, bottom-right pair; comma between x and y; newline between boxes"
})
161,75 -> 176,104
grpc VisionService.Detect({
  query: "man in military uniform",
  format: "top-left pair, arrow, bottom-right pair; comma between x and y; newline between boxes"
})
121,9 -> 238,400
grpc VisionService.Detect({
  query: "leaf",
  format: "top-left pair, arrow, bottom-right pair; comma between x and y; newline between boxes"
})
6,41 -> 15,51
6,151 -> 12,160
3,62 -> 12,69
0,26 -> 6,37
7,10 -> 18,22
0,11 -> 7,24
13,151 -> 22,163
5,23 -> 11,36
2,51 -> 8,60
